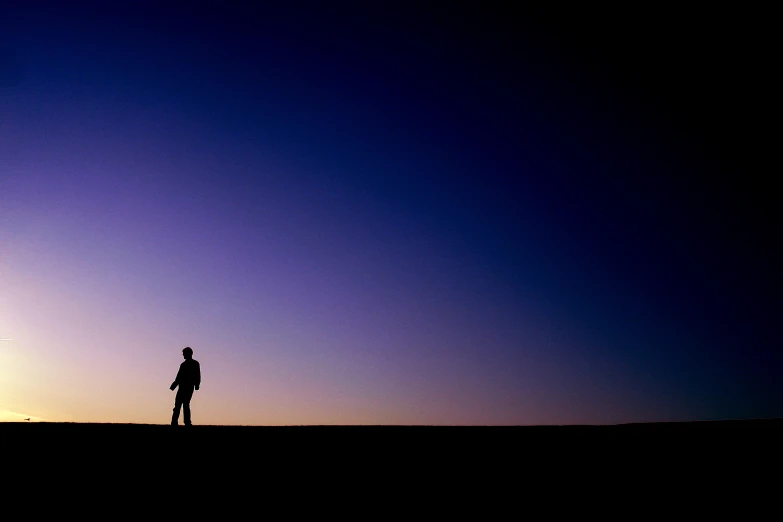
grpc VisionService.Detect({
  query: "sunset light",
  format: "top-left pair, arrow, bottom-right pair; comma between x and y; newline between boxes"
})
1,4 -> 778,427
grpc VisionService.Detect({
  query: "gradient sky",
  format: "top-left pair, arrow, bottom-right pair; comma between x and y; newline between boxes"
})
1,4 -> 778,425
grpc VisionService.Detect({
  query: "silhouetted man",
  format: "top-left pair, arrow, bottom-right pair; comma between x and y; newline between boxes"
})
170,347 -> 201,426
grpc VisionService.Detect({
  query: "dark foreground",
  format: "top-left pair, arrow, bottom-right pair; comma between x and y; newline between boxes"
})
4,419 -> 777,510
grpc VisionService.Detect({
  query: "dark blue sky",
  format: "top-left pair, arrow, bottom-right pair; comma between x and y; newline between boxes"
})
1,4 -> 779,424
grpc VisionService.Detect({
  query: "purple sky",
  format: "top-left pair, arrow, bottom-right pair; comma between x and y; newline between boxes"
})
1,4 -> 779,424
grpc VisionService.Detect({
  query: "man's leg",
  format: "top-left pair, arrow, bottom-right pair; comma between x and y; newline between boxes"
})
171,398 -> 182,425
181,387 -> 194,425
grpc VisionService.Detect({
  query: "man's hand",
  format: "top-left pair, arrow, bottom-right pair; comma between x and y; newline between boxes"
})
195,385 -> 199,391
170,382 -> 177,391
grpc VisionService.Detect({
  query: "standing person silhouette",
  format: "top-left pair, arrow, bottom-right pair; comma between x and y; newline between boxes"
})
170,347 -> 201,426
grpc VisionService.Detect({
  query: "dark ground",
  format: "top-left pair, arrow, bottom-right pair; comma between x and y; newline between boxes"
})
4,419 -> 777,468
4,419 -> 775,512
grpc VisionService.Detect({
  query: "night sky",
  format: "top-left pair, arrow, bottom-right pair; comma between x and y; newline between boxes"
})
1,4 -> 778,425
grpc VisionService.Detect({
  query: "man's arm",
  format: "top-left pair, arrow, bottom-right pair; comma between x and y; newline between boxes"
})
195,361 -> 201,391
170,364 -> 181,390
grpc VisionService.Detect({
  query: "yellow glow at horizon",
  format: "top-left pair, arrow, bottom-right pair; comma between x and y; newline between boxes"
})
0,410 -> 45,422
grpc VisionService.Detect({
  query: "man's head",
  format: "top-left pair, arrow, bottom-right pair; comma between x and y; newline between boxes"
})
182,347 -> 193,359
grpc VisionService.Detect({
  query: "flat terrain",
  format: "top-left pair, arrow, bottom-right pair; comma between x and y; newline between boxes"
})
4,418 -> 778,463
4,419 -> 776,507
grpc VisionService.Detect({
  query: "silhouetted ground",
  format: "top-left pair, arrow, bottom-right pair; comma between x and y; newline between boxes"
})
4,419 -> 776,510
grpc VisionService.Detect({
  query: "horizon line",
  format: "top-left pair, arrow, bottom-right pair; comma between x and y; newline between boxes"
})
2,417 -> 780,427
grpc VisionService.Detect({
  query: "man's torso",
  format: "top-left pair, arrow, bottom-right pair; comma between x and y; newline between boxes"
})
177,359 -> 200,386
